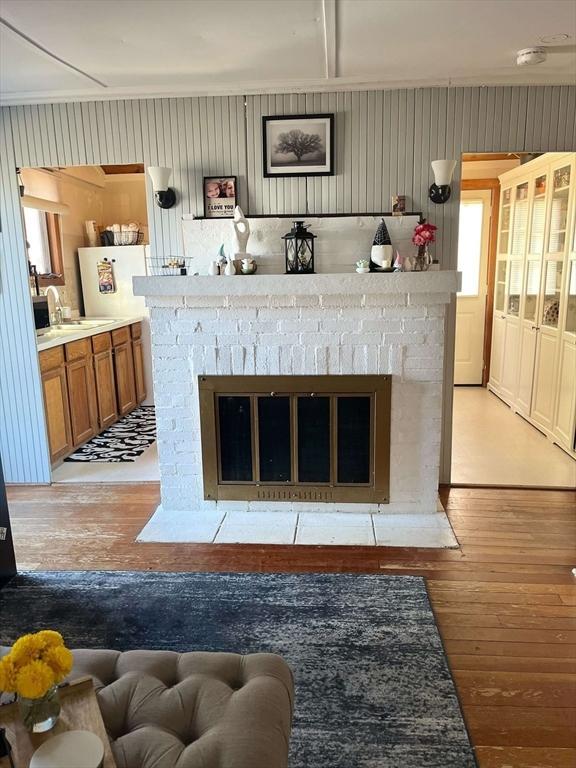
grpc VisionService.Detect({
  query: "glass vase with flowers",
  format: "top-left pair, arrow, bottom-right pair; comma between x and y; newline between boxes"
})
0,630 -> 73,732
412,219 -> 437,271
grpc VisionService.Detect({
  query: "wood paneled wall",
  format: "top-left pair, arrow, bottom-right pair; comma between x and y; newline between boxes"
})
1,86 -> 575,482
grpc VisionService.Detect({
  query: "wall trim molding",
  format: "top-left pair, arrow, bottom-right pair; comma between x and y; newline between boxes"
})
2,78 -> 575,108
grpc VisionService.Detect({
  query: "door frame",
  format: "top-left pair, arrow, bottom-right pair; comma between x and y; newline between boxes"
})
460,179 -> 500,386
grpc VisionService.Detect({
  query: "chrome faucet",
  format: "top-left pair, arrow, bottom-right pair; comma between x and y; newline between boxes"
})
45,285 -> 63,325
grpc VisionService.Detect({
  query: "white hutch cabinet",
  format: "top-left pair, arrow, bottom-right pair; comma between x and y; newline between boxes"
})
488,152 -> 576,460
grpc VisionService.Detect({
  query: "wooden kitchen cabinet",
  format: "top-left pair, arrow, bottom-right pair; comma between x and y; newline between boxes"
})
40,320 -> 145,467
113,327 -> 137,416
65,338 -> 97,447
39,348 -> 73,464
131,323 -> 146,404
92,332 -> 118,429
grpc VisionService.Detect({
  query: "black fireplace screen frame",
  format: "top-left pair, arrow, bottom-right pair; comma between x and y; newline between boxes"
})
198,375 -> 391,504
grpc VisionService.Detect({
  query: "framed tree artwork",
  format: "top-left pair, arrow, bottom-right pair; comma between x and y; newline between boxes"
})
262,114 -> 334,177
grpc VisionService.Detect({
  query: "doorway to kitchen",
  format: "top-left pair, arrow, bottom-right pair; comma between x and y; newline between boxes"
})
451,152 -> 576,488
20,163 -> 158,484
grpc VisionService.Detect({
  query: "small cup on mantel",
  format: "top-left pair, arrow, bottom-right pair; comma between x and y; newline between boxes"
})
240,257 -> 256,275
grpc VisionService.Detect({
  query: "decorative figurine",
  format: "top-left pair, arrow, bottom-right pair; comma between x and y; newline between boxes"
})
233,206 -> 250,256
370,218 -> 394,271
224,254 -> 236,276
217,244 -> 227,274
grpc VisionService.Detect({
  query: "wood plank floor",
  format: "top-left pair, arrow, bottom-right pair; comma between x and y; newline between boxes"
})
5,483 -> 576,768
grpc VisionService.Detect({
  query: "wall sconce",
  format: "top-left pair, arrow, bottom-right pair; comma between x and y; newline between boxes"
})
147,166 -> 176,209
429,159 -> 457,204
16,167 -> 25,197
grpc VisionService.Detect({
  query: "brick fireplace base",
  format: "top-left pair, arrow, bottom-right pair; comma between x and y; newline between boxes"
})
134,271 -> 459,522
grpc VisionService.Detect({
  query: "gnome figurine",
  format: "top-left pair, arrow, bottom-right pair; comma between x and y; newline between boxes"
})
370,218 -> 394,271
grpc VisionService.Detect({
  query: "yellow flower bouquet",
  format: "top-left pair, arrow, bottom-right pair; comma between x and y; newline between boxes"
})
0,630 -> 73,732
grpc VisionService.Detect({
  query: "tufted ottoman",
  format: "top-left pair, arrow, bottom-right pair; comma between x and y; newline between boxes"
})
69,649 -> 294,768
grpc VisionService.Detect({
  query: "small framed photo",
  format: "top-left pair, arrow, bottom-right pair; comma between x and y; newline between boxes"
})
391,195 -> 406,216
203,176 -> 237,218
262,114 -> 334,178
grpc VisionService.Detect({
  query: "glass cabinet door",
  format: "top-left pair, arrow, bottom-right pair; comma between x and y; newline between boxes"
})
528,174 -> 547,255
541,261 -> 563,328
523,260 -> 541,323
495,260 -> 507,313
498,188 -> 511,254
565,261 -> 576,335
547,165 -> 571,254
507,259 -> 522,316
511,182 -> 529,257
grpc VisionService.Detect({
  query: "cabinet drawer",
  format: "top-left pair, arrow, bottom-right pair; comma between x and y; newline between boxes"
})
39,346 -> 65,372
65,337 -> 92,362
112,326 -> 131,346
92,331 -> 112,354
131,322 -> 142,340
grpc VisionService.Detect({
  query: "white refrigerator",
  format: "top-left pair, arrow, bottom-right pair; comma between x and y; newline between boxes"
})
78,245 -> 153,405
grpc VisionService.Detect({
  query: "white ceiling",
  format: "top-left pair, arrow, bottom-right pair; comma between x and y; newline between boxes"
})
0,0 -> 575,104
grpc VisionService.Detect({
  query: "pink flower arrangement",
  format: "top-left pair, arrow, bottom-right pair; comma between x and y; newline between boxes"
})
412,221 -> 437,247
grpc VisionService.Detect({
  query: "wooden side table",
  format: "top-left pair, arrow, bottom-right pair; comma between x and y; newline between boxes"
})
0,677 -> 116,768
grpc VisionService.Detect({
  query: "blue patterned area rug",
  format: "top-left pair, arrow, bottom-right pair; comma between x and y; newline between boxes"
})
64,406 -> 155,462
0,571 -> 475,767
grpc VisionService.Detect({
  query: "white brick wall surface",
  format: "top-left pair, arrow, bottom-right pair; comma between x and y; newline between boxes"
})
139,274 -> 456,515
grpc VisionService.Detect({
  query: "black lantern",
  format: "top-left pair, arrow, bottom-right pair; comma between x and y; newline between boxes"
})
282,221 -> 316,274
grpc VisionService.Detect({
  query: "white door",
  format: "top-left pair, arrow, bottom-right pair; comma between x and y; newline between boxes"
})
455,191 -> 492,384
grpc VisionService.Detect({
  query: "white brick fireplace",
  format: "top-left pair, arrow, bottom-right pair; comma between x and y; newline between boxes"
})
134,271 -> 459,542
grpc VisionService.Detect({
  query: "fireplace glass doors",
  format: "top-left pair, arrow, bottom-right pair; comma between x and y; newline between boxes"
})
199,375 -> 391,503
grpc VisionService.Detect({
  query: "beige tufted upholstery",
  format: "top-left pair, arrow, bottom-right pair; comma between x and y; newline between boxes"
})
0,648 -> 294,768
69,650 -> 294,768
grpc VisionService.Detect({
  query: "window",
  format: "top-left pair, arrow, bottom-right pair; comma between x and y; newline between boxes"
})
23,208 -> 64,286
457,200 -> 484,296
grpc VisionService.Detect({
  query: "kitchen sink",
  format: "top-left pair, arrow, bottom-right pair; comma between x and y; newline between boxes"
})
51,319 -> 111,329
36,319 -> 114,342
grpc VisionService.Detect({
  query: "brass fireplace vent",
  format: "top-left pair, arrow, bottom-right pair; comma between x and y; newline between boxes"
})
198,375 -> 391,504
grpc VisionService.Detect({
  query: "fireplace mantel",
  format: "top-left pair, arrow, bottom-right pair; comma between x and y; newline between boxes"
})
134,270 -> 459,299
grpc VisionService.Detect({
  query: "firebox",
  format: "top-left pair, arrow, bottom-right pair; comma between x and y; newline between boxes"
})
198,375 -> 391,503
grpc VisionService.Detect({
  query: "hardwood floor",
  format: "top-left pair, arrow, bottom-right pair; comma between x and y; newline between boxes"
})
5,483 -> 576,767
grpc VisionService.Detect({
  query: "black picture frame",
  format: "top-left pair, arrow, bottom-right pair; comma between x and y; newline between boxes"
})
262,114 -> 335,178
203,176 -> 237,219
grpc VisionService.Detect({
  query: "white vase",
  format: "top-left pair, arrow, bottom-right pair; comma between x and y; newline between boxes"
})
224,256 -> 236,276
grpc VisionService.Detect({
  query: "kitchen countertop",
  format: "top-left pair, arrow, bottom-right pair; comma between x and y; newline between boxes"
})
36,317 -> 144,352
